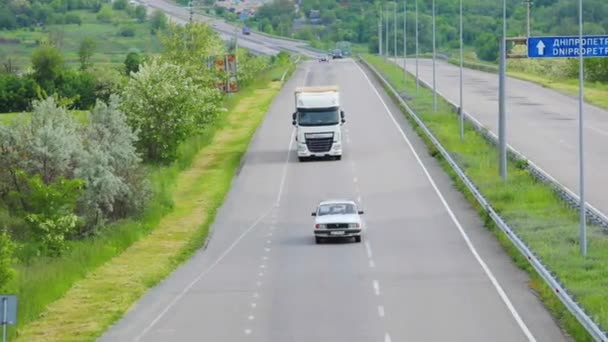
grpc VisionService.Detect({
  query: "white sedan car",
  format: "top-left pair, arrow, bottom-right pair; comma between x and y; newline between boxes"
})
311,200 -> 364,244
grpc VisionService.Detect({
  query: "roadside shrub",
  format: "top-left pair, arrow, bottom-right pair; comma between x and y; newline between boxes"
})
112,0 -> 128,10
121,58 -> 222,163
0,73 -> 37,113
56,69 -> 97,109
124,51 -> 142,75
65,13 -> 82,25
118,26 -> 136,37
96,5 -> 114,23
0,229 -> 16,291
14,172 -> 84,256
13,97 -> 83,184
77,95 -> 147,228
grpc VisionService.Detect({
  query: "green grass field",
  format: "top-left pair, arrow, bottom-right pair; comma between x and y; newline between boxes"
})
363,53 -> 607,342
4,59 -> 295,341
0,110 -> 89,126
0,10 -> 161,69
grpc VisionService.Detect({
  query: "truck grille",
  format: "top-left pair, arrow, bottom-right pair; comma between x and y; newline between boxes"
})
326,223 -> 349,229
306,138 -> 333,153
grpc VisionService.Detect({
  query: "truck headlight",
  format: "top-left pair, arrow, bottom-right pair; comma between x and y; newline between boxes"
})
348,223 -> 360,228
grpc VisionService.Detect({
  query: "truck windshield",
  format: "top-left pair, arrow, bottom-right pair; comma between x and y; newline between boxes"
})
298,109 -> 339,126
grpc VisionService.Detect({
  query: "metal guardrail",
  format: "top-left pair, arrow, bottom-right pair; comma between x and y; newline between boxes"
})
358,56 -> 608,342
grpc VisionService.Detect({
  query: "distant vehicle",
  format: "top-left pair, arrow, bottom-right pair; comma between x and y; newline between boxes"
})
312,200 -> 364,244
318,55 -> 329,62
242,26 -> 251,35
292,86 -> 345,161
332,49 -> 343,59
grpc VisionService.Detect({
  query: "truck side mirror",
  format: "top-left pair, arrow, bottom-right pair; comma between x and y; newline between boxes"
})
292,112 -> 296,120
340,110 -> 345,118
292,120 -> 296,126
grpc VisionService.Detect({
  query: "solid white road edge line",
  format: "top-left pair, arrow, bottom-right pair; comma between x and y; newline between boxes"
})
134,207 -> 273,342
354,61 -> 537,342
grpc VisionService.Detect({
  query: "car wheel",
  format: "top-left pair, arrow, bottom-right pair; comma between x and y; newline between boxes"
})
315,236 -> 322,244
354,235 -> 361,243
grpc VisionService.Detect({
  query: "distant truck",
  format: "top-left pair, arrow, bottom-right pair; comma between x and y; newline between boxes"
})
292,86 -> 345,161
242,25 -> 251,35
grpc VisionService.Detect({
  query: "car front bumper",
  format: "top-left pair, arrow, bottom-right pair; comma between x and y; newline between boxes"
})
297,142 -> 342,157
314,229 -> 361,238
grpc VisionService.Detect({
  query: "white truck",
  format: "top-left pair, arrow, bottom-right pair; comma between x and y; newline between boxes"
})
292,86 -> 345,161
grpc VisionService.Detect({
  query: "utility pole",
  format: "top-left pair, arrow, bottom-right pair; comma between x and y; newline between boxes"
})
523,0 -> 531,37
432,0 -> 437,112
393,2 -> 397,59
403,0 -> 407,84
415,0 -> 419,93
459,0 -> 464,139
498,0 -> 507,181
379,11 -> 383,55
385,4 -> 389,58
189,0 -> 193,24
577,0 -> 586,256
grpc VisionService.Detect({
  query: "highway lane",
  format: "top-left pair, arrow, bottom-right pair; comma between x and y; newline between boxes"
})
100,59 -> 568,341
394,57 -> 608,218
141,0 -> 322,57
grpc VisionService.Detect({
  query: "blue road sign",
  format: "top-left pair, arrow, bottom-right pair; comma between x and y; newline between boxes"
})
527,35 -> 608,58
0,295 -> 17,326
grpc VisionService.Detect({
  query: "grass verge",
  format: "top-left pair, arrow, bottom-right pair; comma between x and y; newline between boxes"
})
363,53 -> 608,342
8,60 -> 296,341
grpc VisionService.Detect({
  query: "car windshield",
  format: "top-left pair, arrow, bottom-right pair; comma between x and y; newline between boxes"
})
318,203 -> 356,216
298,109 -> 339,126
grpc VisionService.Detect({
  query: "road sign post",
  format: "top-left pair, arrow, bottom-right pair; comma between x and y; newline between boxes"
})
527,32 -> 608,256
1,295 -> 17,342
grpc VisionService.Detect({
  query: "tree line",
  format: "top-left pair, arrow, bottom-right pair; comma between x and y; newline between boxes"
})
0,21 -> 280,290
234,0 -> 608,81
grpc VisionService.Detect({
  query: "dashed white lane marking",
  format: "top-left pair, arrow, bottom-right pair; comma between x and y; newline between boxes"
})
369,260 -> 375,268
364,241 -> 373,259
251,303 -> 257,308
357,195 -> 362,203
384,333 -> 392,342
262,256 -> 269,260
355,61 -> 537,342
267,232 -> 273,237
276,129 -> 296,203
256,281 -> 262,287
244,329 -> 252,335
253,292 -> 259,298
259,264 -> 266,269
353,177 -> 358,183
248,315 -> 255,320
266,239 -> 271,244
378,306 -> 385,317
258,272 -> 264,277
373,280 -> 380,296
264,247 -> 271,252
134,208 -> 274,341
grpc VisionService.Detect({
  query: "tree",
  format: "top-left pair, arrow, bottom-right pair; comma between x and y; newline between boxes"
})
15,172 -> 84,256
31,44 -> 64,92
124,51 -> 142,75
77,95 -> 145,226
78,37 -> 97,71
96,4 -> 113,23
14,97 -> 83,184
134,5 -> 147,23
112,0 -> 127,10
121,58 -> 222,163
159,23 -> 224,72
149,10 -> 167,33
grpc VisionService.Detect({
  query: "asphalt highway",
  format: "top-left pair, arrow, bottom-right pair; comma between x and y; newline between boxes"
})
141,0 -> 323,57
395,57 -> 608,218
99,59 -> 568,341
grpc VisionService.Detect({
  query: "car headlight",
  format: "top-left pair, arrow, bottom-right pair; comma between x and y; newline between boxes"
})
315,224 -> 326,229
348,223 -> 360,228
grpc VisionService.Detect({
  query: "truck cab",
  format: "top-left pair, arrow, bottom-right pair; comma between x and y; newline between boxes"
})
292,86 -> 344,161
